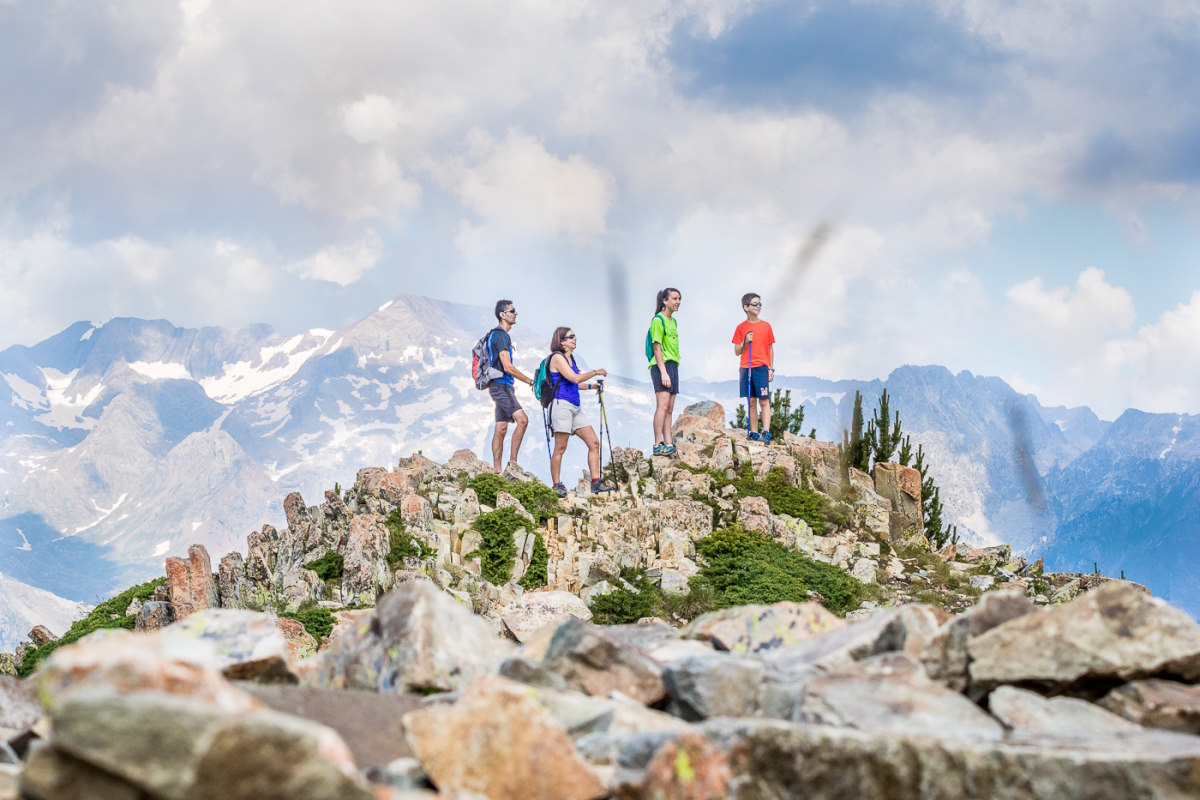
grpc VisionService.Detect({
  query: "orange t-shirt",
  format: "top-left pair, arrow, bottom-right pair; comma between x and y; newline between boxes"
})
732,320 -> 775,368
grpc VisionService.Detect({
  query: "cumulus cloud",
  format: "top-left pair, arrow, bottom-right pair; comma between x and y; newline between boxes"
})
1006,267 -> 1136,345
287,232 -> 383,286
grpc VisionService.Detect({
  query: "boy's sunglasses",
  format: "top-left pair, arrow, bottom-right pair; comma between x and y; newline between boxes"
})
748,302 -> 762,307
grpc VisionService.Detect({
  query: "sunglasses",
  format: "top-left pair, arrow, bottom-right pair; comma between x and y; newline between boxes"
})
564,334 -> 576,339
748,302 -> 762,307
504,308 -> 517,314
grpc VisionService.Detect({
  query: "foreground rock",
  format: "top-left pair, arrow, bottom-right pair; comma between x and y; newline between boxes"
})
501,591 -> 592,643
1099,679 -> 1200,734
403,675 -> 606,800
969,581 -> 1200,696
308,580 -> 512,693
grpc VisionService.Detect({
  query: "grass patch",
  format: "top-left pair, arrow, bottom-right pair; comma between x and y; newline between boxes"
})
303,551 -> 344,581
469,474 -> 560,523
466,506 -> 526,585
519,533 -> 548,590
589,567 -> 658,624
384,508 -> 434,567
280,604 -> 335,641
677,463 -> 850,535
17,578 -> 166,678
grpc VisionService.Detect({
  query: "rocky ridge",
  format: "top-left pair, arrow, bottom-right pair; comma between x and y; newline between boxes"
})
3,402 -> 1194,798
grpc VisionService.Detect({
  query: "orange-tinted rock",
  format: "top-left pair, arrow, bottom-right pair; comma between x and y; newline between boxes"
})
165,544 -> 218,621
628,733 -> 731,800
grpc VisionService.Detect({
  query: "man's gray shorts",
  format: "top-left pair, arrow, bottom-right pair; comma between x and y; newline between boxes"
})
489,382 -> 523,422
549,401 -> 591,434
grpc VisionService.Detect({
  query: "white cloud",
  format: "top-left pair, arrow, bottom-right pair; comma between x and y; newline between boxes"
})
1006,267 -> 1136,345
341,94 -> 403,144
287,232 -> 383,286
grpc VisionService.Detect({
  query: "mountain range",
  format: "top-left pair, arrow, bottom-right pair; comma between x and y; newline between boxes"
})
1,294 -> 1195,647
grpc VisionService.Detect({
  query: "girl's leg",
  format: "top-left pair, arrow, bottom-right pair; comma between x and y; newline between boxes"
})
653,391 -> 671,445
576,426 -> 601,479
550,431 -> 570,484
663,394 -> 677,445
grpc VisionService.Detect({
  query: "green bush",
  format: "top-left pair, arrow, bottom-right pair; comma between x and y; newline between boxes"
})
692,525 -> 867,615
280,606 -> 335,640
519,532 -> 548,590
17,578 -> 166,678
589,568 -> 657,624
384,508 -> 434,567
303,551 -> 344,581
468,474 -> 559,524
733,466 -> 850,535
468,506 -> 525,585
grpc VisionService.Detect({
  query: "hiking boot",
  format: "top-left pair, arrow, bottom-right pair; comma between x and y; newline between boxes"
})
762,431 -> 773,444
553,482 -> 568,498
652,443 -> 666,457
661,443 -> 677,456
748,431 -> 761,441
591,478 -> 616,494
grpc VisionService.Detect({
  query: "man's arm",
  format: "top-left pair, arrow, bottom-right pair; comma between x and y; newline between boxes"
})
499,350 -> 533,386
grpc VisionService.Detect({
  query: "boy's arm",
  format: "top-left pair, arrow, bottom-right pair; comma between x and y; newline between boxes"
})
769,343 -> 775,372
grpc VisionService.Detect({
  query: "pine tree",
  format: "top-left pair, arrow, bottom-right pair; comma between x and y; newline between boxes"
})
847,391 -> 865,471
731,404 -> 747,430
860,419 -> 877,472
838,431 -> 851,492
870,389 -> 903,464
768,389 -> 805,439
915,444 -> 954,549
897,434 -> 913,467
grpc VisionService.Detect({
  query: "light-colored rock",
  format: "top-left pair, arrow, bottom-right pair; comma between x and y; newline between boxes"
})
49,691 -> 370,800
161,608 -> 299,683
971,574 -> 997,591
851,558 -> 877,585
308,581 -> 512,694
540,619 -> 666,706
663,653 -> 765,720
922,589 -> 1036,692
341,514 -> 392,606
501,591 -> 592,644
681,601 -> 844,655
987,685 -> 1141,738
275,617 -> 318,660
402,675 -> 606,800
135,600 -> 174,632
1099,679 -> 1200,734
969,581 -> 1200,694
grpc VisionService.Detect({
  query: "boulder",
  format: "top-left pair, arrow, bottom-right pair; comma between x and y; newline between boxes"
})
657,499 -> 713,539
969,581 -> 1200,695
400,492 -> 433,530
0,676 -> 41,738
662,653 -> 764,720
164,544 -> 219,621
341,514 -> 392,606
626,732 -> 731,800
134,600 -> 174,632
0,654 -> 15,678
218,552 -> 248,609
681,601 -> 843,655
1099,679 -> 1200,734
987,685 -> 1141,737
678,401 -> 726,429
161,608 -> 299,683
501,591 -> 592,644
921,589 -> 1037,692
20,744 -> 144,800
275,617 -> 318,660
452,487 -> 481,526
539,618 -> 666,706
402,675 -> 606,800
48,691 -> 370,800
446,449 -> 490,478
308,581 -> 512,694
29,626 -> 55,647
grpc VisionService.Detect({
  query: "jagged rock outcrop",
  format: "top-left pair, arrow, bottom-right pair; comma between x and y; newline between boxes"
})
164,544 -> 218,621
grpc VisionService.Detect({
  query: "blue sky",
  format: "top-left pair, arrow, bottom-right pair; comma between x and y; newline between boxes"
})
1,0 -> 1198,419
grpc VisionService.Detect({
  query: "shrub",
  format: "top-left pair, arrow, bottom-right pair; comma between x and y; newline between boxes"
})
589,568 -> 657,624
17,577 -> 166,678
303,551 -> 344,581
280,606 -> 335,640
384,508 -> 434,567
519,533 -> 548,590
733,466 -> 850,535
467,506 -> 525,585
468,474 -> 559,524
692,525 -> 867,616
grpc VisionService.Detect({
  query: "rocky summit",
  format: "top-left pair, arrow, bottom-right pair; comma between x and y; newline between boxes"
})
1,401 -> 1198,799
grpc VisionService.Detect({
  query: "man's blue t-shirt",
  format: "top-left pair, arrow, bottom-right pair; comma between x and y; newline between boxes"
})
489,328 -> 515,386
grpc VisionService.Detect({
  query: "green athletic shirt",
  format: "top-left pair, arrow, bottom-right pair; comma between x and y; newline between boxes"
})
648,314 -> 680,367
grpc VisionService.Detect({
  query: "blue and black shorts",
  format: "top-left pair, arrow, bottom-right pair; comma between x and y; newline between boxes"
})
739,366 -> 770,399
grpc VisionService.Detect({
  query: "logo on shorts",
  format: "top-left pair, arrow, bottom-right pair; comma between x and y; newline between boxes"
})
759,386 -> 769,397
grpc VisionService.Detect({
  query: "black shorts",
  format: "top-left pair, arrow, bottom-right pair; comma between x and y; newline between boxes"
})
489,382 -> 523,422
651,361 -> 679,395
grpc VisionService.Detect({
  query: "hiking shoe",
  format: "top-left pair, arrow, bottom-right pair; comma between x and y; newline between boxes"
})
553,482 -> 568,498
748,431 -> 761,441
591,479 -> 616,494
661,443 -> 677,456
652,443 -> 666,457
762,431 -> 773,444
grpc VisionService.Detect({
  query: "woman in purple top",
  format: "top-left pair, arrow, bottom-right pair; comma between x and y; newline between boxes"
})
547,326 -> 616,497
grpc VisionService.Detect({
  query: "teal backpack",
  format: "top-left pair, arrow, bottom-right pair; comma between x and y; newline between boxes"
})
532,354 -> 562,409
644,314 -> 666,362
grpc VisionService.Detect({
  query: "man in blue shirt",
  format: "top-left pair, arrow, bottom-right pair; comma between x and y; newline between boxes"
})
488,300 -> 534,472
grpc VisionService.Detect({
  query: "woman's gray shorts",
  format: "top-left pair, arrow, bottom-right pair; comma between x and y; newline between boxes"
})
549,400 -> 591,435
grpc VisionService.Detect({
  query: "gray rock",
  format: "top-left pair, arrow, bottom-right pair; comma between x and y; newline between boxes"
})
921,589 -> 1036,692
49,691 -> 370,800
1099,679 -> 1200,734
969,581 -> 1200,696
500,591 -> 591,644
663,653 -> 764,720
162,608 -> 298,684
218,552 -> 248,609
134,600 -> 174,632
540,618 -> 666,706
340,514 -> 392,606
0,676 -> 42,733
19,744 -> 143,800
308,580 -> 512,694
987,685 -> 1141,738
681,601 -> 844,655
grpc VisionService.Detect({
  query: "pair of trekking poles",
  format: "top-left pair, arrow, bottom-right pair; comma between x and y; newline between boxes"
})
541,379 -> 618,492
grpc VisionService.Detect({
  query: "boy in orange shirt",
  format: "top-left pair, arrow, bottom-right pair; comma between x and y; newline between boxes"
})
732,292 -> 776,442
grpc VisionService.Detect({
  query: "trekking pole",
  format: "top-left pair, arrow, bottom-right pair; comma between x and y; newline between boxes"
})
541,406 -> 553,468
746,337 -> 753,439
598,381 -> 617,487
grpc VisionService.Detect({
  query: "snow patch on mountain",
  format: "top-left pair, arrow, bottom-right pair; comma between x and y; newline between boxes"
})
200,331 -> 334,403
0,570 -> 91,651
128,361 -> 192,381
